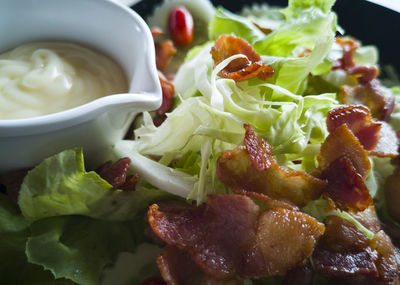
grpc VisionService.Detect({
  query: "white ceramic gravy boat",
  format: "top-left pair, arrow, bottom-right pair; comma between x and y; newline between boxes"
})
0,0 -> 161,173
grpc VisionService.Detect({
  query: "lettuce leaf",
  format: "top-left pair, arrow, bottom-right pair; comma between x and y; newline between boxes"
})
0,194 -> 72,284
18,149 -> 170,222
26,215 -> 141,285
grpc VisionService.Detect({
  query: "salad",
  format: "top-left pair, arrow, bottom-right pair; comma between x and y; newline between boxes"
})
1,0 -> 400,284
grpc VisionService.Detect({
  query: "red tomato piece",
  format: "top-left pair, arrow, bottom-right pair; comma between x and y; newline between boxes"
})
168,6 -> 194,46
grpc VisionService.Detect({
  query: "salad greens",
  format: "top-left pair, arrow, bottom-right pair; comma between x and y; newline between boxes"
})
1,0 -> 400,284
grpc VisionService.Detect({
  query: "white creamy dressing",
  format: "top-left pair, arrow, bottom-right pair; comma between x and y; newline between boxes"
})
0,42 -> 128,119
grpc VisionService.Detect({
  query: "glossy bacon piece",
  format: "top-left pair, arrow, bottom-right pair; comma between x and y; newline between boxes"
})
333,37 -> 380,85
312,215 -> 377,277
148,194 -> 260,279
319,124 -> 371,178
313,246 -> 378,277
327,105 -> 381,150
210,35 -> 274,82
313,210 -> 399,282
340,80 -> 395,121
241,208 -> 324,278
243,123 -> 273,171
152,27 -> 176,71
149,195 -> 324,280
155,40 -> 177,71
157,72 -> 175,116
333,37 -> 360,71
157,246 -> 243,285
97,158 -> 138,190
370,231 -> 399,282
348,65 -> 380,85
217,125 -> 326,207
318,124 -> 373,211
327,105 -> 399,158
320,156 -> 372,211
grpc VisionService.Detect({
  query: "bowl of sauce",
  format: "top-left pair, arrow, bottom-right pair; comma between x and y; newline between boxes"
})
0,0 -> 162,172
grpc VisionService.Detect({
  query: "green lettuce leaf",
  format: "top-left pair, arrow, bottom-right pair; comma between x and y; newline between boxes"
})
18,148 -> 171,222
0,194 -> 72,284
26,215 -> 141,285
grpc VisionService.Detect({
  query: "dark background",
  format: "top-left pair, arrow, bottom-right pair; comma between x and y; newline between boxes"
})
132,0 -> 400,72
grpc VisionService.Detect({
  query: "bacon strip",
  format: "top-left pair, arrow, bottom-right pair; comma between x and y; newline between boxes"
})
148,194 -> 324,280
157,72 -> 175,117
217,125 -> 326,207
241,208 -> 325,278
333,37 -> 395,122
157,246 -> 244,285
320,156 -> 372,211
333,37 -> 360,71
326,105 -> 398,158
152,27 -> 177,71
211,35 -> 274,82
340,80 -> 395,122
318,123 -> 374,211
318,124 -> 372,211
97,158 -> 138,191
318,124 -> 371,178
327,105 -> 381,150
313,214 -> 399,282
149,194 -> 260,279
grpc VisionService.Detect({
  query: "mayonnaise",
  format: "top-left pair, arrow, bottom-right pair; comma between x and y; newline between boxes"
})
0,42 -> 128,119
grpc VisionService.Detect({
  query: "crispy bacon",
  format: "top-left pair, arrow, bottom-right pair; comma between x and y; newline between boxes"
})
217,125 -> 326,207
333,37 -> 380,85
370,231 -> 399,282
155,40 -> 177,71
157,72 -> 175,116
149,195 -> 260,279
97,158 -> 138,191
318,124 -> 371,178
313,247 -> 379,277
327,105 -> 381,151
243,123 -> 273,171
313,211 -> 399,282
210,35 -> 274,82
333,37 -> 360,71
320,157 -> 372,211
340,80 -> 395,122
152,27 -> 177,71
334,37 -> 395,122
157,246 -> 243,285
240,208 -> 325,278
318,124 -> 374,211
148,194 -> 324,280
348,65 -> 380,85
327,105 -> 399,158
